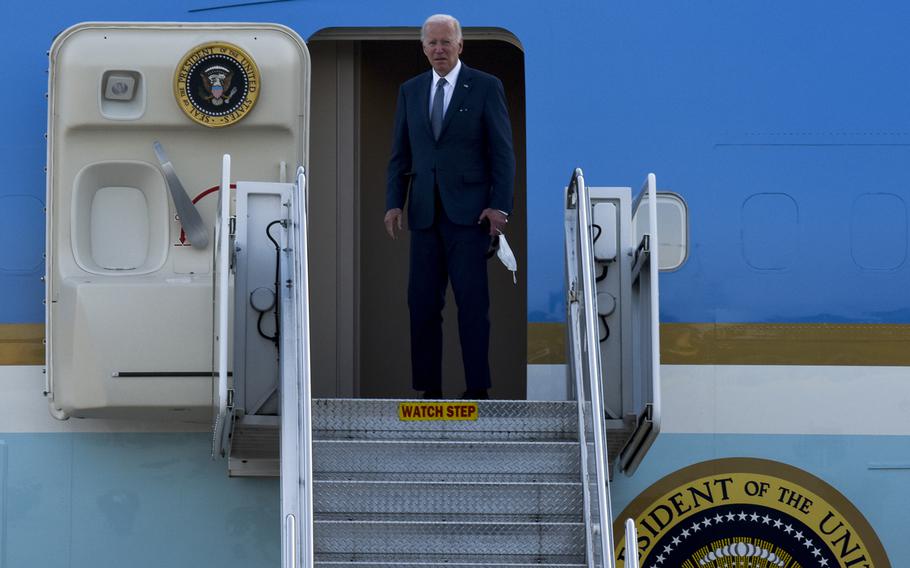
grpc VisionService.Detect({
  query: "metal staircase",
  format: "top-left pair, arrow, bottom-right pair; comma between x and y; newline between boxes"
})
227,398 -> 593,564
219,164 -> 660,568
311,399 -> 586,566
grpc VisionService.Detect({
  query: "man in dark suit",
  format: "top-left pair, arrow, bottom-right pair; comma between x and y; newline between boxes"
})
385,14 -> 515,400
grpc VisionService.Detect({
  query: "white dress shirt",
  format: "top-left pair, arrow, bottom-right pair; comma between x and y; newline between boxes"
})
429,59 -> 462,117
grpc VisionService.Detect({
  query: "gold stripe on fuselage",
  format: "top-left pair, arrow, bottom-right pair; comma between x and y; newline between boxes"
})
528,322 -> 910,366
0,324 -> 45,365
4,323 -> 910,366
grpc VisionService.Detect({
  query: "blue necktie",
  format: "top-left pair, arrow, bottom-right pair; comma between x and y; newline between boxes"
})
431,78 -> 446,140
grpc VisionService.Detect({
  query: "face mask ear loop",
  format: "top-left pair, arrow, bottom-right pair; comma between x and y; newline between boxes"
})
496,234 -> 518,285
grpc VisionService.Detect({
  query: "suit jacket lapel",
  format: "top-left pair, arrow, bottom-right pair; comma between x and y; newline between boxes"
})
439,63 -> 473,140
416,71 -> 434,139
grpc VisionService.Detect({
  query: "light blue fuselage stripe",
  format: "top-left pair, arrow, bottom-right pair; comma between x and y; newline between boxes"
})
0,432 -> 905,566
0,433 -> 278,568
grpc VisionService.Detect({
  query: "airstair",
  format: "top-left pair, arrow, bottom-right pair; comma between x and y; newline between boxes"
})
310,399 -> 586,566
228,399 -> 605,565
219,165 -> 660,567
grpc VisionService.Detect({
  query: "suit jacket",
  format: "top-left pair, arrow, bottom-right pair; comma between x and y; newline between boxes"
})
386,63 -> 515,230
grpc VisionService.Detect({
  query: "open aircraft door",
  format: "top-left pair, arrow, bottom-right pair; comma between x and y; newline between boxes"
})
46,19 -> 313,558
45,22 -> 309,419
47,20 -> 314,567
565,170 -> 686,476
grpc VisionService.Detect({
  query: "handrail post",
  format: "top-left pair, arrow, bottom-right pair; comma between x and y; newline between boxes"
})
566,167 -> 616,568
296,167 -> 315,568
281,167 -> 314,568
624,519 -> 639,567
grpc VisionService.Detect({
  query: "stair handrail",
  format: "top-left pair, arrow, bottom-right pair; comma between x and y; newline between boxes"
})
280,166 -> 315,568
565,167 -> 616,568
297,166 -> 315,568
624,518 -> 640,567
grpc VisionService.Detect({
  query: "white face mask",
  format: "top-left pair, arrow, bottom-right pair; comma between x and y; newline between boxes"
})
496,234 -> 518,284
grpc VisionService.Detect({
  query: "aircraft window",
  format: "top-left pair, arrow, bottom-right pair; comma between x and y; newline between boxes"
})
741,193 -> 798,271
633,192 -> 689,271
851,193 -> 907,270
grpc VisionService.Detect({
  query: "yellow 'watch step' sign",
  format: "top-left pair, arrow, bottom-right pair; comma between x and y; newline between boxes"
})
398,402 -> 478,421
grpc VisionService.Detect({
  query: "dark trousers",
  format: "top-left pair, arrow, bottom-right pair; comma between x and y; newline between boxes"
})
408,200 -> 491,392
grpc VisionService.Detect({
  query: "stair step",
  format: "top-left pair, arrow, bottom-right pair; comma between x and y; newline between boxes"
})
314,440 -> 579,476
316,471 -> 579,483
231,443 -> 583,480
313,399 -> 578,441
228,415 -> 278,477
314,521 -> 585,556
317,512 -> 581,523
315,480 -> 582,518
316,557 -> 585,567
229,399 -> 585,477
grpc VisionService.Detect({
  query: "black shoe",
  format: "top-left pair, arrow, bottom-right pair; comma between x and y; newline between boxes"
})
421,389 -> 443,399
460,388 -> 489,400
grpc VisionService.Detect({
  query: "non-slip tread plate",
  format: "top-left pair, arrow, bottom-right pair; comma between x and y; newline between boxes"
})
316,562 -> 585,568
315,479 -> 583,518
314,439 -> 580,476
315,520 -> 585,556
312,399 -> 579,442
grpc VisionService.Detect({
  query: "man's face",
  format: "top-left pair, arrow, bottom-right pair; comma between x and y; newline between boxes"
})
422,21 -> 463,76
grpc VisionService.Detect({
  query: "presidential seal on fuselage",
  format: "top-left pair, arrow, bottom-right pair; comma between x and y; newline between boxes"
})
614,458 -> 890,568
174,42 -> 260,127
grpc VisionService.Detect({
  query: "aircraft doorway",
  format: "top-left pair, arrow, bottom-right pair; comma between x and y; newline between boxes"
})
308,30 -> 527,400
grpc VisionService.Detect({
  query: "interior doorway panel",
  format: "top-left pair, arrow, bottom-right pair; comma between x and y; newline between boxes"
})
308,40 -> 359,398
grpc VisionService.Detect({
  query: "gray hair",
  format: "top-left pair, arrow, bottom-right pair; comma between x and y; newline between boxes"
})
421,14 -> 462,43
